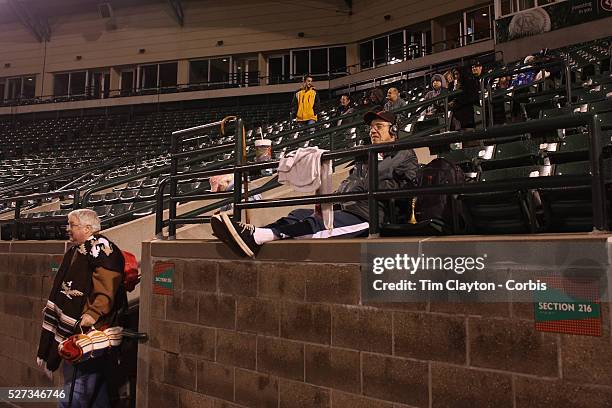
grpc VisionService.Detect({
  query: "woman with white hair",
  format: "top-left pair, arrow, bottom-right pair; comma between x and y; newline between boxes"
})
37,208 -> 127,407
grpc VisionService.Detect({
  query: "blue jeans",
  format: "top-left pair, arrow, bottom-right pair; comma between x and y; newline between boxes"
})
60,358 -> 110,408
297,119 -> 316,127
266,208 -> 369,239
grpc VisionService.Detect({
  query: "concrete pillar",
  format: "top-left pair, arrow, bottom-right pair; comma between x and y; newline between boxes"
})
35,73 -> 44,97
431,20 -> 445,54
40,72 -> 54,98
258,52 -> 267,86
177,59 -> 189,86
346,42 -> 359,74
109,67 -> 121,97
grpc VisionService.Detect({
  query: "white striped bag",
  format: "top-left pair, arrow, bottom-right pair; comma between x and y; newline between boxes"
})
58,326 -> 123,363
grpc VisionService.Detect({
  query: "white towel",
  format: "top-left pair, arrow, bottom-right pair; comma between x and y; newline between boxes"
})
278,147 -> 333,229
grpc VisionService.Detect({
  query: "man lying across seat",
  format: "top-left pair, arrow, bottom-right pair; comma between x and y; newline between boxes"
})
211,110 -> 418,258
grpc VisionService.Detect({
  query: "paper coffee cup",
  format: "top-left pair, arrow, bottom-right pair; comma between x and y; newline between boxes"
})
255,139 -> 272,162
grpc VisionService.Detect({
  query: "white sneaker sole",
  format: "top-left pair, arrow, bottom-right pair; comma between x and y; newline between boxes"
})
220,212 -> 255,258
211,214 -> 245,257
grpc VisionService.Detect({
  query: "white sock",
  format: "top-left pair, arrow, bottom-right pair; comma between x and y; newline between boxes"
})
254,228 -> 277,245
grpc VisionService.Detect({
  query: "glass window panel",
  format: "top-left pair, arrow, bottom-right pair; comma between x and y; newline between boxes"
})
89,72 -> 103,98
103,73 -> 110,98
406,29 -> 423,59
310,48 -> 327,75
159,62 -> 177,87
425,30 -> 432,55
7,78 -> 21,100
54,73 -> 69,97
374,36 -> 388,66
246,59 -> 258,86
518,0 -> 535,10
70,71 -> 86,95
283,55 -> 290,81
389,32 -> 405,62
189,60 -> 209,83
268,56 -> 283,84
329,47 -> 347,74
293,50 -> 309,76
466,6 -> 492,43
22,76 -> 35,98
140,65 -> 158,89
210,58 -> 230,83
360,41 -> 373,69
121,71 -> 134,96
444,20 -> 462,50
501,0 -> 512,15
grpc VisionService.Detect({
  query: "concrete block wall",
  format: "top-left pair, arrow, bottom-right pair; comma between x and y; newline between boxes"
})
139,238 -> 612,408
0,242 -> 66,401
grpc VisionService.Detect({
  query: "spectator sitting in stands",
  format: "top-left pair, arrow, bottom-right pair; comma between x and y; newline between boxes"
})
211,110 -> 418,258
448,66 -> 479,130
493,76 -> 511,125
423,74 -> 448,116
361,88 -> 385,110
339,94 -> 355,115
210,173 -> 262,213
444,70 -> 456,92
291,74 -> 320,127
384,87 -> 407,111
471,60 -> 484,80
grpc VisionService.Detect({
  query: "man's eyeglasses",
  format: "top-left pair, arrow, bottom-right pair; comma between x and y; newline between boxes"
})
370,123 -> 391,131
65,224 -> 83,231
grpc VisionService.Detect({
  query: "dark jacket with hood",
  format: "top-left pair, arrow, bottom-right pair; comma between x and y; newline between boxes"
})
336,148 -> 418,223
450,67 -> 479,129
424,74 -> 448,115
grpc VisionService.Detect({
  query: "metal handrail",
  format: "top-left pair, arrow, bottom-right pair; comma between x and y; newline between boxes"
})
479,58 -> 573,129
0,157 -> 125,195
154,90 -> 461,236
157,113 -> 606,238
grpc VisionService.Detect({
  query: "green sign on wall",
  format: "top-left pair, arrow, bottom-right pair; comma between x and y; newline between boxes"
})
153,262 -> 174,295
534,282 -> 602,336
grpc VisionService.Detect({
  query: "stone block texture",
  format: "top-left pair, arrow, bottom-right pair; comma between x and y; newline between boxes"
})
36,239 -> 611,408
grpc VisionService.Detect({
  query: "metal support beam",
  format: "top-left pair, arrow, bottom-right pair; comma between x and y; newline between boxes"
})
7,0 -> 50,42
168,0 -> 184,26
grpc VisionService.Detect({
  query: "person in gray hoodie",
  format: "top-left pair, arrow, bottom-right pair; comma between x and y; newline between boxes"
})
423,73 -> 448,116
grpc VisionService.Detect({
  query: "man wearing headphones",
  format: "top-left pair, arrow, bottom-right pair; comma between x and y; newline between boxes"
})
211,110 -> 418,257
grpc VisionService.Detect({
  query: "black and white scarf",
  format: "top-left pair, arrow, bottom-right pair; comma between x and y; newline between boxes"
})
37,235 -> 123,372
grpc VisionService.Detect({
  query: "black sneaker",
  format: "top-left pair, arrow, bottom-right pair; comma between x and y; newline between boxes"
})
220,212 -> 261,258
210,214 -> 246,257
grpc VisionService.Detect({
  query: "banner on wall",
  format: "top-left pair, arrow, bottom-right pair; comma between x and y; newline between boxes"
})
496,0 -> 612,43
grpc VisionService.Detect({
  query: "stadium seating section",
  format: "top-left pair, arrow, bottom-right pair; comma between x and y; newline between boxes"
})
1,36 -> 611,240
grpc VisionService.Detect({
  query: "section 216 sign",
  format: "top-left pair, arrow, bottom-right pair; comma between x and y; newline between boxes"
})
534,276 -> 602,336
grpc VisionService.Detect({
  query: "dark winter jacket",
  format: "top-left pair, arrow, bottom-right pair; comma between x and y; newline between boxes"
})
336,148 -> 418,223
450,68 -> 479,129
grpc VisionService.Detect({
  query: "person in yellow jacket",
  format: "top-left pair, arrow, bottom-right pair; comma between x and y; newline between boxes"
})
291,74 -> 321,126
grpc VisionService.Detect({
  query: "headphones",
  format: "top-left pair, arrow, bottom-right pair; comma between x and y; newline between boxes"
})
390,120 -> 398,136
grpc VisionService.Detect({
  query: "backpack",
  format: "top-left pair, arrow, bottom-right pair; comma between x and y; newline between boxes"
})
122,250 -> 140,292
413,158 -> 465,227
381,158 -> 464,236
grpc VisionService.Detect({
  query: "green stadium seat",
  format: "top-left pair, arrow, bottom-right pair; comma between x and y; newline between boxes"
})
458,165 -> 550,234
